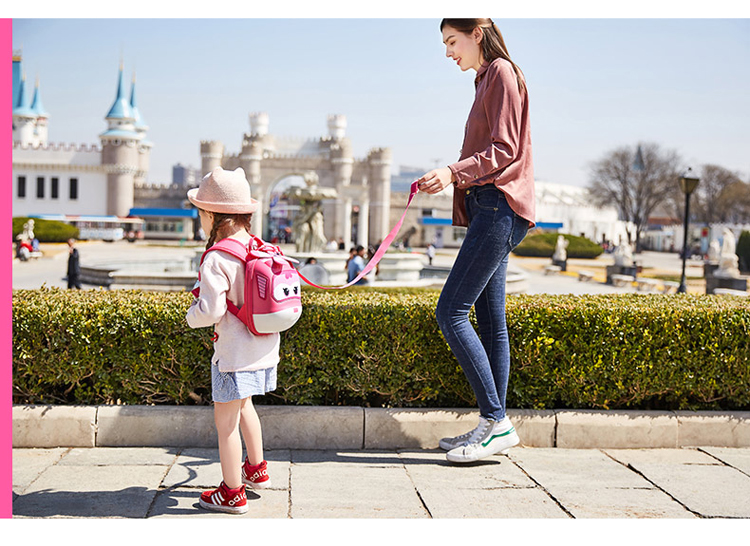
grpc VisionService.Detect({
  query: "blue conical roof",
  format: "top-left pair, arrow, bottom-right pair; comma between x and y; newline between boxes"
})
12,55 -> 23,110
31,79 -> 48,118
13,74 -> 36,118
106,64 -> 134,120
130,74 -> 147,129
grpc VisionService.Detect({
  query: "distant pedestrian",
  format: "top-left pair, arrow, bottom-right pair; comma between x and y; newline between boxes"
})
67,239 -> 82,289
347,245 -> 368,285
427,243 -> 436,265
186,167 -> 277,514
417,19 -> 534,464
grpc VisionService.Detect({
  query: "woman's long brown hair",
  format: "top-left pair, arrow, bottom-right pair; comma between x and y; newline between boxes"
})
441,18 -> 526,93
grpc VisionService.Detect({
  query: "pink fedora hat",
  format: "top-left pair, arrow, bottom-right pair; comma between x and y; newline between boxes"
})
187,167 -> 259,214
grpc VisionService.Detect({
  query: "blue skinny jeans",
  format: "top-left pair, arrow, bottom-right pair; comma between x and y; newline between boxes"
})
436,184 -> 529,421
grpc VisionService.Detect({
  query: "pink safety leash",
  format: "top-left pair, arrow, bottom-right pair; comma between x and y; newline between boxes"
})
297,180 -> 421,289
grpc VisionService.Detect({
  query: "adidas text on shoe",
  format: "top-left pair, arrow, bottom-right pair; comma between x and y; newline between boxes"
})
242,458 -> 271,489
199,481 -> 248,514
446,417 -> 519,463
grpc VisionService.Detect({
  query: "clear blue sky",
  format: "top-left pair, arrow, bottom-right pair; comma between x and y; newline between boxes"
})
11,13 -> 750,187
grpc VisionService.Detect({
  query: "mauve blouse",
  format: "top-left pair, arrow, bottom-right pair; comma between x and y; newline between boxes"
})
448,57 -> 535,227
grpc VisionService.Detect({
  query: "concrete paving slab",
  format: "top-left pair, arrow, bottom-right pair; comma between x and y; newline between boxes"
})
509,448 -> 692,518
13,406 -> 96,448
605,448 -> 750,518
676,411 -> 750,447
556,410 -> 678,448
289,450 -> 429,518
148,487 -> 289,518
700,447 -> 750,476
291,449 -> 405,466
12,448 -> 69,495
12,464 -> 170,518
162,448 -> 290,490
398,449 -> 534,489
58,447 -> 181,466
398,450 -> 566,518
162,448 -> 221,489
424,486 -> 568,518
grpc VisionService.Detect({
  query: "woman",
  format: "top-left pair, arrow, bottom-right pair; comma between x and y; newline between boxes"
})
417,19 -> 535,463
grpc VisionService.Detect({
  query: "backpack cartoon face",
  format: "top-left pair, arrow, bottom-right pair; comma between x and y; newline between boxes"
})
197,237 -> 304,337
251,261 -> 302,335
272,270 -> 301,303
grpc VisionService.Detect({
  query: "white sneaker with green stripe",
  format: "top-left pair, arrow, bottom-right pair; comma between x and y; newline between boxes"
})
446,416 -> 519,463
439,421 -> 510,455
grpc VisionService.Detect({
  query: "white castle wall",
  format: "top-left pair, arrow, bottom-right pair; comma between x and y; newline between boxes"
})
12,143 -> 108,217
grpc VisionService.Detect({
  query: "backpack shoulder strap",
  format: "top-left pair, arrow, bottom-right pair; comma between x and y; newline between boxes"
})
210,238 -> 250,261
198,238 -> 250,267
195,238 -> 250,317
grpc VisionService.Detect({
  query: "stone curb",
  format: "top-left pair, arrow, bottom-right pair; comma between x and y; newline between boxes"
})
12,405 -> 750,449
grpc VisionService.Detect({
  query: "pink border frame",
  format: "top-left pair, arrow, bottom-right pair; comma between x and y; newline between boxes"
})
2,17 -> 12,519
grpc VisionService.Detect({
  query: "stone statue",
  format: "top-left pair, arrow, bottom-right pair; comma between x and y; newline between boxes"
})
289,171 -> 337,253
17,219 -> 35,242
715,228 -> 740,278
707,238 -> 721,263
614,242 -> 634,267
552,235 -> 568,262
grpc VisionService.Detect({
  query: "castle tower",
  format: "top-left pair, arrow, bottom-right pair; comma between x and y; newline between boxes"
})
99,61 -> 142,216
30,77 -> 49,146
12,71 -> 37,146
249,112 -> 269,136
327,114 -> 347,140
367,147 -> 393,245
200,141 -> 224,177
331,137 -> 354,242
130,72 -> 152,185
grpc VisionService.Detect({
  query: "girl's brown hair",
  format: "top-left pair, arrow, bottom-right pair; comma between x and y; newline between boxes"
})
203,211 -> 253,250
440,18 -> 526,93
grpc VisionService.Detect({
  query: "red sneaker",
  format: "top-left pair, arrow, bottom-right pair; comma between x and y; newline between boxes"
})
199,481 -> 248,514
242,458 -> 271,489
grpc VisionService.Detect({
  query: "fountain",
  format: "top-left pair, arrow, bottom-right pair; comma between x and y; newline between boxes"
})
80,258 -> 198,291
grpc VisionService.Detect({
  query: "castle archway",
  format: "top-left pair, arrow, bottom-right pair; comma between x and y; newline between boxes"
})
263,173 -> 307,243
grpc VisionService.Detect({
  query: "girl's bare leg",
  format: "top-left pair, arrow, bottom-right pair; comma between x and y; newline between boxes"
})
239,397 -> 264,465
213,400 -> 243,488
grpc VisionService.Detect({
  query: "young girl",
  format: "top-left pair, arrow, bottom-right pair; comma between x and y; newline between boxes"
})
186,166 -> 279,514
417,19 -> 535,463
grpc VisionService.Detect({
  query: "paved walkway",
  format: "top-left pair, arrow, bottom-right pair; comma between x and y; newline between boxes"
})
12,446 -> 750,518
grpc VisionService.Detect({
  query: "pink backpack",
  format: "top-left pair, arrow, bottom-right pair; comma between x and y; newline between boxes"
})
193,236 -> 302,336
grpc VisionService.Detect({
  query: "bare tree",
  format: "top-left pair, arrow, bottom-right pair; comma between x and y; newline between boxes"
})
719,179 -> 750,224
588,142 -> 681,251
693,165 -> 744,223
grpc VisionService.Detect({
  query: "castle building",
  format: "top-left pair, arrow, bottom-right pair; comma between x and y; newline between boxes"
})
200,113 -> 392,247
12,52 -> 152,228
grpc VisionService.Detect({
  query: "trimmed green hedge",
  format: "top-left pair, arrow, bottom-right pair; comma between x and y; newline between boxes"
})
513,232 -> 604,259
12,217 -> 79,243
12,288 -> 750,411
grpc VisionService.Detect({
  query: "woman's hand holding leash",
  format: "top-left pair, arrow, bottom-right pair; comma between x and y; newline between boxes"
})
417,167 -> 454,194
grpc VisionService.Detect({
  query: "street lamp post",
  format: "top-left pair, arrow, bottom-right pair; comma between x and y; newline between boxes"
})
678,167 -> 700,294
